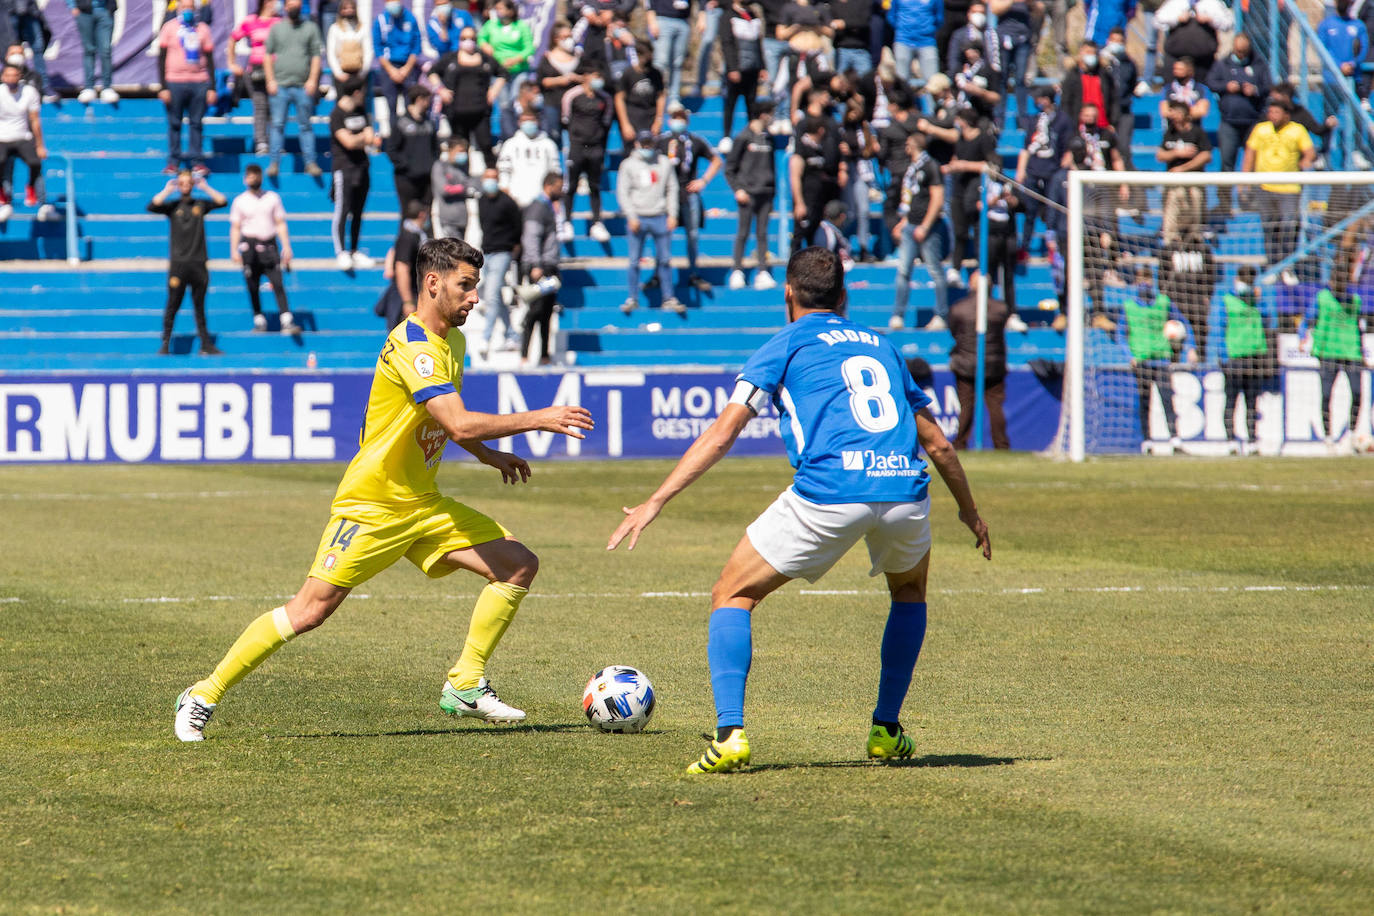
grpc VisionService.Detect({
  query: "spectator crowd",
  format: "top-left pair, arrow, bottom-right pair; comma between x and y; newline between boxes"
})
1,0 -> 1370,396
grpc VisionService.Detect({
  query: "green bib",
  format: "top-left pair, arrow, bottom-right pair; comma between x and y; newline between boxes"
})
1125,293 -> 1173,361
1312,289 -> 1363,362
1224,294 -> 1267,359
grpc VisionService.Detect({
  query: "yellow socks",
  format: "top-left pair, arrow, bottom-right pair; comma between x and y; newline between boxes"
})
447,581 -> 528,690
191,607 -> 297,705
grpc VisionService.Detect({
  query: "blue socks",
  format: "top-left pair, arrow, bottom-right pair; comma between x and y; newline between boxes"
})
707,606 -> 752,731
873,601 -> 927,724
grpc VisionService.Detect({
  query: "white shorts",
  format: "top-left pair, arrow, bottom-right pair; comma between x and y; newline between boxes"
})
745,487 -> 932,584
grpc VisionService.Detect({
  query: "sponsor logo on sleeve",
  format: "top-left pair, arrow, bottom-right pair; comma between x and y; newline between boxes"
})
413,354 -> 435,379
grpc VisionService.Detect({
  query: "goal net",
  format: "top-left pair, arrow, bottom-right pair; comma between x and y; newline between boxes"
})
1053,170 -> 1374,460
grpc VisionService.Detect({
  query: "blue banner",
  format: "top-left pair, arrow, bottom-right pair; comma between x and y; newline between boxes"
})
0,369 -> 1064,463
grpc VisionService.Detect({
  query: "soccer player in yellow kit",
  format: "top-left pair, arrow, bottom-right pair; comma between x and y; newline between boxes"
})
174,237 -> 594,741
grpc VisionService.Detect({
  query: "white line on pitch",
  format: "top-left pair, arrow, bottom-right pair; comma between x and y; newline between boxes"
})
2,583 -> 1370,606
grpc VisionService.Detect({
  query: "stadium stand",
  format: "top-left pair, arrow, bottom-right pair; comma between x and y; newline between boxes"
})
0,0 -> 1365,378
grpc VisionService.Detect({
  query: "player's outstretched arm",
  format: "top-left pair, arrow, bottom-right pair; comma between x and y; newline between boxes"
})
425,390 -> 594,442
607,403 -> 754,551
915,408 -> 992,560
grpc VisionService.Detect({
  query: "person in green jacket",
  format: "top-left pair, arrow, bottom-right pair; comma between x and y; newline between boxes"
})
1221,266 -> 1277,454
1122,264 -> 1185,451
478,0 -> 534,140
1307,256 -> 1367,452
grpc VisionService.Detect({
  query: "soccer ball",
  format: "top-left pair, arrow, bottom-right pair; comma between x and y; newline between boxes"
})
1163,319 -> 1187,342
582,666 -> 655,733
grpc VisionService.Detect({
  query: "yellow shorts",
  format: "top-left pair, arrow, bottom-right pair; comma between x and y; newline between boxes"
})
309,497 -> 511,589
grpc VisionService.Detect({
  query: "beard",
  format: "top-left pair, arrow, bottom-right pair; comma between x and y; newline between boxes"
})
437,286 -> 469,326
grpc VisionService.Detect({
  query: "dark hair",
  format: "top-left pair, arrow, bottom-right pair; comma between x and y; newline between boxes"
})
406,84 -> 432,105
404,198 -> 428,220
257,0 -> 274,13
886,83 -> 912,111
748,99 -> 773,121
798,115 -> 829,137
1268,97 -> 1293,113
339,75 -> 367,98
1236,265 -> 1258,284
1176,55 -> 1195,69
786,247 -> 845,312
1080,39 -> 1098,50
1271,82 -> 1295,98
417,237 -> 484,281
822,199 -> 847,222
542,170 -> 564,188
635,38 -> 653,58
1166,98 -> 1188,114
956,108 -> 980,127
244,163 -> 263,177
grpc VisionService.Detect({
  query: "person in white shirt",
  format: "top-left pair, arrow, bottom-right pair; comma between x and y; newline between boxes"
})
495,108 -> 560,207
325,0 -> 373,94
230,163 -> 296,332
0,59 -> 53,223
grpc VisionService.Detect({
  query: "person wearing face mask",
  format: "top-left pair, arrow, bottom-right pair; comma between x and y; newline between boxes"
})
1205,34 -> 1271,213
502,79 -> 544,146
1082,0 -> 1136,48
618,130 -> 682,314
497,108 -> 560,207
147,168 -> 228,356
536,22 -> 583,146
66,0 -> 120,105
1015,87 -> 1067,254
561,64 -> 615,243
326,0 -> 373,92
657,103 -> 721,292
162,0 -> 212,25
427,0 -> 474,59
372,0 -> 421,130
519,171 -> 565,365
1219,266 -> 1276,454
387,83 -> 440,217
5,0 -> 50,101
264,0 -> 324,179
1102,27 -> 1138,152
433,26 -> 506,164
157,0 -> 218,176
330,75 -> 380,270
229,0 -> 282,155
952,40 -> 1000,123
1060,40 -> 1119,129
0,58 -> 52,223
476,167 -> 523,354
616,40 -> 666,148
1121,265 -> 1185,452
230,163 -> 296,334
945,2 -> 999,78
479,0 -> 534,139
431,138 -> 473,240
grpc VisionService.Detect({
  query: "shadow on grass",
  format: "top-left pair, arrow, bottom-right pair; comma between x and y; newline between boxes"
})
267,723 -> 591,739
744,753 -> 1043,773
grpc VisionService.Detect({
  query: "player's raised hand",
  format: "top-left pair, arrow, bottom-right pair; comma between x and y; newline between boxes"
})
960,509 -> 991,560
607,502 -> 661,551
535,405 -> 594,439
482,448 -> 531,484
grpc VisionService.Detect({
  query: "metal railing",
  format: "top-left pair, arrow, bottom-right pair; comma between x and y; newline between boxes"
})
1245,0 -> 1374,168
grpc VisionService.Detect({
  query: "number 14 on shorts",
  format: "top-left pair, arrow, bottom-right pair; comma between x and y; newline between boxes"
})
330,520 -> 360,551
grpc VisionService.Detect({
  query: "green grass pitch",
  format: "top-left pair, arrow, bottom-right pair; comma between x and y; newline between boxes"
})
1,455 -> 1371,913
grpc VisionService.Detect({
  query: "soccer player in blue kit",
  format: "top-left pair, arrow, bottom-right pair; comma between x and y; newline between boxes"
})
608,247 -> 992,773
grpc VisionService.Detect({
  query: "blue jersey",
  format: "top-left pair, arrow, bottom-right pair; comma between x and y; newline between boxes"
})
732,311 -> 933,505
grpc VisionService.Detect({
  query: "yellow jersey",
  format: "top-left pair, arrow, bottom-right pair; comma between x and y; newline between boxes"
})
1246,121 -> 1313,194
331,316 -> 466,521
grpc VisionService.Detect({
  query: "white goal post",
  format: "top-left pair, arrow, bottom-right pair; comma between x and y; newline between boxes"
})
1059,170 -> 1374,461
